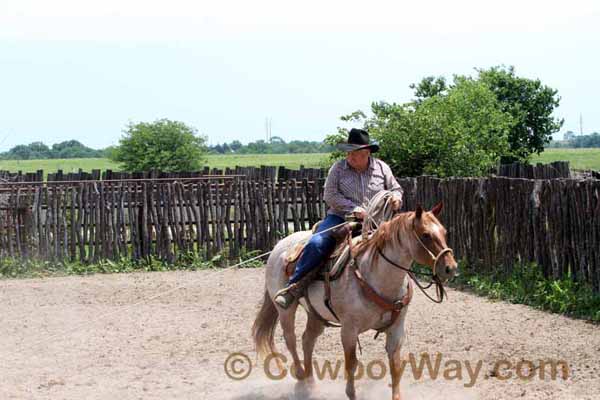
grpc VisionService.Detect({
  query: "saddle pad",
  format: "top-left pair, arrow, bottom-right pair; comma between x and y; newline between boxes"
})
285,237 -> 348,264
284,236 -> 363,280
328,236 -> 363,279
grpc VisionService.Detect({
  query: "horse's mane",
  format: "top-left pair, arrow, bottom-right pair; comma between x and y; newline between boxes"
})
352,212 -> 412,257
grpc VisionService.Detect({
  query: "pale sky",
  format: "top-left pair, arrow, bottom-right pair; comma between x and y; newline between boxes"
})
1,0 -> 599,149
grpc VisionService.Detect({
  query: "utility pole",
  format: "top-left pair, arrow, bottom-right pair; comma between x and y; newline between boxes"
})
265,117 -> 272,143
580,113 -> 583,135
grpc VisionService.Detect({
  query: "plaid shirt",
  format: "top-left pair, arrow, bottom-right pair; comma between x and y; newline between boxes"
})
323,157 -> 403,218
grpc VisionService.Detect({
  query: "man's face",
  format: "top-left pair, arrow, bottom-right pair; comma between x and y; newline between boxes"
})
346,148 -> 370,170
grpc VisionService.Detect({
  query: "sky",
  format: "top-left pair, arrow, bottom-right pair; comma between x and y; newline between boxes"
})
1,0 -> 599,150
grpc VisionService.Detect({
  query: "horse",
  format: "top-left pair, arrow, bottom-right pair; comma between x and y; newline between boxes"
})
252,202 -> 458,400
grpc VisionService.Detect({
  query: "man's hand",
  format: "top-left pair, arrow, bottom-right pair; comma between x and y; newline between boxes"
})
352,207 -> 367,220
391,198 -> 402,212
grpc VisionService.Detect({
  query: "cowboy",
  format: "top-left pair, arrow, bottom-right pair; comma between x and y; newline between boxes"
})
274,128 -> 404,309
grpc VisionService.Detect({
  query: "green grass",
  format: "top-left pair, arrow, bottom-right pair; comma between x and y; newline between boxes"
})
0,248 -> 263,279
0,158 -> 118,173
0,148 -> 596,175
530,148 -> 600,170
0,153 -> 330,174
452,261 -> 600,322
203,153 -> 328,170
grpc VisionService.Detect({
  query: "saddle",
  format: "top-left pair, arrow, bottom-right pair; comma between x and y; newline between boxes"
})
284,221 -> 362,281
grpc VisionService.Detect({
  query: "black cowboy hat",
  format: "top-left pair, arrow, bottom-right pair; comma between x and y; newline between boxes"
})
336,128 -> 379,153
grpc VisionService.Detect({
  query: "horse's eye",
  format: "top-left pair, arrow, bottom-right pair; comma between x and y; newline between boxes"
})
421,232 -> 431,241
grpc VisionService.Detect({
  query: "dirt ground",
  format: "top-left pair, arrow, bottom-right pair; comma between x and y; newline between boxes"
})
1,268 -> 598,400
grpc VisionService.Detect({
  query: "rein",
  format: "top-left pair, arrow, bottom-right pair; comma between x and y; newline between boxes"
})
374,221 -> 454,304
377,248 -> 446,303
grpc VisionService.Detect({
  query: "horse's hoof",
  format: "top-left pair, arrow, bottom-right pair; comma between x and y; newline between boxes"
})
291,364 -> 307,380
299,375 -> 317,389
345,387 -> 356,400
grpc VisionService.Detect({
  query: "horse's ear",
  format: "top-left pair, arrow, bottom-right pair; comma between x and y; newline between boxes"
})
431,201 -> 443,216
415,205 -> 423,219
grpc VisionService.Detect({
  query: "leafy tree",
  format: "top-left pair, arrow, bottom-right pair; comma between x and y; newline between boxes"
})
571,132 -> 600,148
110,119 -> 207,172
408,66 -> 563,162
564,131 -> 576,141
103,145 -> 119,160
2,142 -> 50,159
376,78 -> 514,176
230,140 -> 242,152
213,144 -> 225,154
5,145 -> 33,160
1,140 -> 106,160
25,141 -> 51,159
477,66 -> 563,161
326,78 -> 515,177
410,76 -> 448,103
207,138 -> 333,155
245,140 -> 269,154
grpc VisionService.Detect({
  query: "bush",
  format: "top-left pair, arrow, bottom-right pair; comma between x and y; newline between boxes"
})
110,119 -> 207,172
326,66 -> 563,177
328,78 -> 515,177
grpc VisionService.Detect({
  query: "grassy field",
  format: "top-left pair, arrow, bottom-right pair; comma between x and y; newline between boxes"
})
530,148 -> 600,170
0,148 -> 597,174
0,153 -> 330,174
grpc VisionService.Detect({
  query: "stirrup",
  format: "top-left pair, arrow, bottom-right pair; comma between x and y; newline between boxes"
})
274,285 -> 299,309
274,268 -> 319,309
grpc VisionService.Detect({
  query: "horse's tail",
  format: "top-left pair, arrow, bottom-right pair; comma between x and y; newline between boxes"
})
252,288 -> 279,360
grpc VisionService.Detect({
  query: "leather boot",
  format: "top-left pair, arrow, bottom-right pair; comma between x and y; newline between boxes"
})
274,268 -> 321,309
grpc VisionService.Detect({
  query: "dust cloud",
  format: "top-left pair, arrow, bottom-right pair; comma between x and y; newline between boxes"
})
216,376 -> 478,400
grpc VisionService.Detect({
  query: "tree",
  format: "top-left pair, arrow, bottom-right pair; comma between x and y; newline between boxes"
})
5,145 -> 33,160
230,140 -> 242,152
564,131 -> 576,141
408,66 -> 563,162
374,77 -> 514,177
28,141 -> 51,158
410,76 -> 447,103
213,144 -> 225,154
110,119 -> 207,172
477,66 -> 563,161
571,132 -> 600,148
1,142 -> 50,159
326,77 -> 515,177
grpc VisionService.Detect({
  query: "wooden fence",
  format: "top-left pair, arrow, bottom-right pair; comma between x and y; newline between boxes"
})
0,165 -> 327,183
496,161 -> 571,179
0,179 -> 327,264
404,176 -> 600,293
0,175 -> 598,293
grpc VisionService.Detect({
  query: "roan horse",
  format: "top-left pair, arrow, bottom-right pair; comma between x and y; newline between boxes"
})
253,203 -> 458,400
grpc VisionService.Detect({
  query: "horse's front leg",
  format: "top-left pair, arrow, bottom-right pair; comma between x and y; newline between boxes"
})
341,326 -> 359,400
386,320 -> 407,400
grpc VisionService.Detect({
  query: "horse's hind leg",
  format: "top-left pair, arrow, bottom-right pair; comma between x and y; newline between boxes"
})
302,313 -> 325,381
341,326 -> 360,400
279,303 -> 306,380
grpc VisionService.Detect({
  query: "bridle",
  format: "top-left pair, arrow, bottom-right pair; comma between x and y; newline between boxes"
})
376,217 -> 454,303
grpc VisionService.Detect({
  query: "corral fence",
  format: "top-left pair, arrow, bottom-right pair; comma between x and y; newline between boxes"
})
496,161 -> 571,179
0,165 -> 326,183
0,178 -> 328,264
0,173 -> 598,293
2,160 -> 595,182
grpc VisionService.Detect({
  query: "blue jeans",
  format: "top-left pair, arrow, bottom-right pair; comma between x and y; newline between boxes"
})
288,214 -> 345,284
